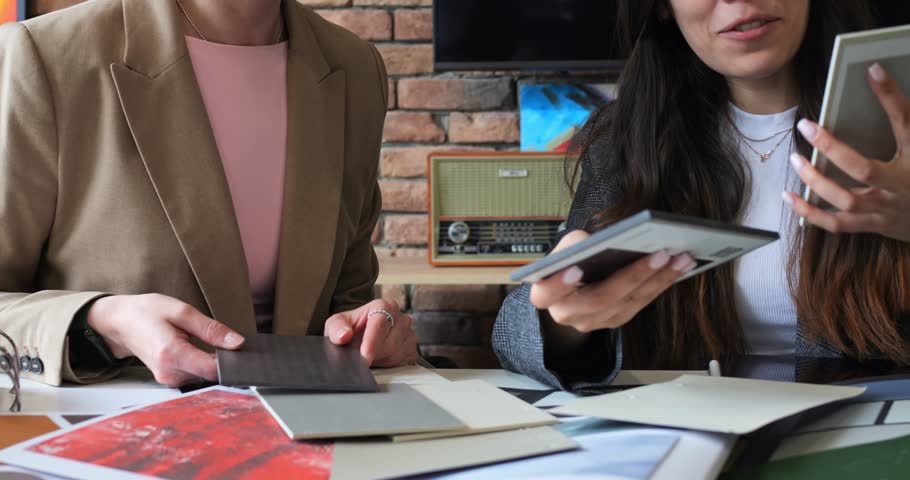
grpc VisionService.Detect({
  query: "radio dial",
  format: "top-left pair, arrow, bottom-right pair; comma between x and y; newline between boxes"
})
448,221 -> 471,244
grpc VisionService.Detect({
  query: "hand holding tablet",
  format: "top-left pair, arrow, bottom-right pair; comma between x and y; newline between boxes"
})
512,210 -> 777,285
514,210 -> 777,331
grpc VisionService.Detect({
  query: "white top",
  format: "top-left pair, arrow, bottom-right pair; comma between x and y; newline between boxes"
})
729,104 -> 800,355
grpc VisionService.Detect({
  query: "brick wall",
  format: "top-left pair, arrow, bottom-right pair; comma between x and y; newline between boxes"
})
31,0 -> 611,369
307,0 -> 524,368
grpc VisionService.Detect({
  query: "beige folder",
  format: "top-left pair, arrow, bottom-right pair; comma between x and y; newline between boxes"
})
371,365 -> 449,385
391,380 -> 558,442
552,374 -> 866,435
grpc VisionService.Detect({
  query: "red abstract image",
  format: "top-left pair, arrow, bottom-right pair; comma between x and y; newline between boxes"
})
28,390 -> 333,480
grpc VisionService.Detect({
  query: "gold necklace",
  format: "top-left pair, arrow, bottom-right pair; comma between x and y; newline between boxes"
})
728,120 -> 793,163
734,125 -> 792,143
175,0 -> 284,45
738,129 -> 792,163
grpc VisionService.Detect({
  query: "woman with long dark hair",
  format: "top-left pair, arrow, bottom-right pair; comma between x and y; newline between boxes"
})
493,0 -> 910,392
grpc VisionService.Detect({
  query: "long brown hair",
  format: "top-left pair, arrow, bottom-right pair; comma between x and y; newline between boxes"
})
571,0 -> 910,368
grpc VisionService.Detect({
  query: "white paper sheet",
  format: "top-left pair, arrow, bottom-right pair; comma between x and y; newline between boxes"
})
0,465 -> 70,480
886,400 -> 910,424
552,375 -> 866,434
1,368 -> 181,415
0,384 -> 181,416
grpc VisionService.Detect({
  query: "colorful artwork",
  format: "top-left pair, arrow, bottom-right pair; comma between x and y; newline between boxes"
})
0,0 -> 25,24
519,82 -> 616,152
22,388 -> 333,480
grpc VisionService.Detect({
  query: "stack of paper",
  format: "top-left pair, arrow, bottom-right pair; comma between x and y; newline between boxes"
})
0,386 -> 578,480
255,379 -> 559,442
214,339 -> 579,477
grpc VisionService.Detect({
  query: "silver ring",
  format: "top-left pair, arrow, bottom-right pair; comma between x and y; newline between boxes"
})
368,309 -> 395,329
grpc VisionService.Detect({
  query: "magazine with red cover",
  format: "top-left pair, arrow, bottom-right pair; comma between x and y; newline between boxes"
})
0,387 -> 333,480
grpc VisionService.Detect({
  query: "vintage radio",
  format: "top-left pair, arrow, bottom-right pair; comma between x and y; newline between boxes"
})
427,152 -> 574,266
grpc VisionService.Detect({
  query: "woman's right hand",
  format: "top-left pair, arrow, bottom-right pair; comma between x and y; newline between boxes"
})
85,294 -> 245,387
529,230 -> 697,333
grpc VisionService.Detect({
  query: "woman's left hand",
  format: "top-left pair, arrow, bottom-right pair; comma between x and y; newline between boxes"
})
784,62 -> 910,242
323,299 -> 418,367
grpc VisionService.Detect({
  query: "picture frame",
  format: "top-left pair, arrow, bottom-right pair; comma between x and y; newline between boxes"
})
1,0 -> 27,23
518,81 -> 617,152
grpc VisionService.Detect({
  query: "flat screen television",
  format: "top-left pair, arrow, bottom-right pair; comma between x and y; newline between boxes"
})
433,0 -> 622,72
433,1 -> 910,73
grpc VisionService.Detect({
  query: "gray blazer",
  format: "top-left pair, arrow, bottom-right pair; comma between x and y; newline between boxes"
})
491,138 -> 848,394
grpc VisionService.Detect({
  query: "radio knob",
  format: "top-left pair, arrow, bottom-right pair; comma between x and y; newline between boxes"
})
447,221 -> 471,244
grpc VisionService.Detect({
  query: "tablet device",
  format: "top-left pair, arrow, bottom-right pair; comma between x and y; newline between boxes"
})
509,210 -> 778,284
804,23 -> 910,210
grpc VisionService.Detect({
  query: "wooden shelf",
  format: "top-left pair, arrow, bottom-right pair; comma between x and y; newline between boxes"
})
377,257 -> 520,285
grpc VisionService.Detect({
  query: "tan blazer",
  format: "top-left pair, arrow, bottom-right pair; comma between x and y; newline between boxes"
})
0,0 -> 388,385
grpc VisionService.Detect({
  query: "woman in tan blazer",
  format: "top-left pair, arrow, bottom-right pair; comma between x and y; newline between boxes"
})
0,0 -> 416,388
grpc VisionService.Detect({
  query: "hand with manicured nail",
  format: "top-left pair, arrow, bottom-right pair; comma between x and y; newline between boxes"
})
529,230 -> 696,333
783,63 -> 910,242
323,299 -> 418,367
86,294 -> 245,387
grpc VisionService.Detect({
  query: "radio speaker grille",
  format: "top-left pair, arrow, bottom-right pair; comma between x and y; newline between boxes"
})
432,156 -> 571,217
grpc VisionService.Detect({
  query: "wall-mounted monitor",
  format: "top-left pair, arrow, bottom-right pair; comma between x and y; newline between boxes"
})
433,0 -> 622,72
432,1 -> 910,73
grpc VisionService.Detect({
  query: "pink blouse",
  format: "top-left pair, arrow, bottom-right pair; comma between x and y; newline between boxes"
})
186,36 -> 288,328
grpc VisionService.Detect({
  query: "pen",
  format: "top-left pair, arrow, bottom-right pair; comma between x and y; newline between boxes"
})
708,359 -> 722,377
